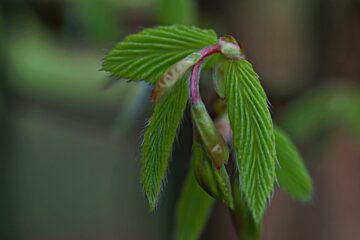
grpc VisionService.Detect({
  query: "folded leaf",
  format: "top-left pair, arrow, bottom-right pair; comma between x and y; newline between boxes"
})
192,129 -> 233,208
175,169 -> 215,240
141,76 -> 188,210
102,25 -> 217,84
191,101 -> 230,169
224,60 -> 276,223
274,126 -> 313,201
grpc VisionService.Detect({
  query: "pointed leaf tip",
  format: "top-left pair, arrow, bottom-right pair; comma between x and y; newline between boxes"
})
224,60 -> 276,223
141,76 -> 189,210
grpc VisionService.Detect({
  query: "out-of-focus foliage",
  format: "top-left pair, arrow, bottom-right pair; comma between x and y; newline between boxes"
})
66,0 -> 119,42
7,18 -> 127,108
175,169 -> 214,240
274,126 -> 313,201
282,85 -> 360,142
158,0 -> 197,25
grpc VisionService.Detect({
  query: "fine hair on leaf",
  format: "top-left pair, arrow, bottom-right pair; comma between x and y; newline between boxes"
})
224,60 -> 276,223
141,76 -> 189,210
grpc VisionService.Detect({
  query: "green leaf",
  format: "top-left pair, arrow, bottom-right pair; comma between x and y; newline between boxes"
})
175,169 -> 214,240
223,60 -> 276,223
230,160 -> 261,240
274,126 -> 313,201
141,76 -> 189,210
192,130 -> 233,208
102,25 -> 217,84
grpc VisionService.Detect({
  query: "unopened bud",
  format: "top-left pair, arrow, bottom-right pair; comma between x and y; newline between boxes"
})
219,36 -> 244,60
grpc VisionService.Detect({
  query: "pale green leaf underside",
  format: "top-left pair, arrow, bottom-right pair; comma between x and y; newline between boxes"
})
224,60 -> 276,223
102,25 -> 217,84
274,126 -> 313,201
175,169 -> 214,240
141,76 -> 189,210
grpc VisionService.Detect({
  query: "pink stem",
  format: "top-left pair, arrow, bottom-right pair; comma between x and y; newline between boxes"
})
190,59 -> 203,105
190,44 -> 221,105
198,44 -> 221,60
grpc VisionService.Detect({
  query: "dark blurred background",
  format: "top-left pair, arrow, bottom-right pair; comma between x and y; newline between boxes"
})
0,0 -> 359,239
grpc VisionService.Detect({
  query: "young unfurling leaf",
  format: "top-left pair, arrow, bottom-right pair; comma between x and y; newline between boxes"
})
274,126 -> 313,201
175,169 -> 215,240
192,129 -> 233,208
224,60 -> 276,223
102,25 -> 217,84
141,76 -> 188,210
191,101 -> 230,169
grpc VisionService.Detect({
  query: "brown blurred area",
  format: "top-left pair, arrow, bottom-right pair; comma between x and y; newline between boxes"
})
0,0 -> 359,239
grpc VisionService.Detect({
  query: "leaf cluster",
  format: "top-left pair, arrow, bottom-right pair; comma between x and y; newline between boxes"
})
102,25 -> 314,240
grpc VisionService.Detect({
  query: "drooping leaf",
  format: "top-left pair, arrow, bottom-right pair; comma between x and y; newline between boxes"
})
223,60 -> 276,223
175,169 -> 214,240
141,76 -> 189,210
274,126 -> 313,201
102,25 -> 217,84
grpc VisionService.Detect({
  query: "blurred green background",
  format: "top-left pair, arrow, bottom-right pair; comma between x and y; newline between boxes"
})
0,0 -> 359,239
